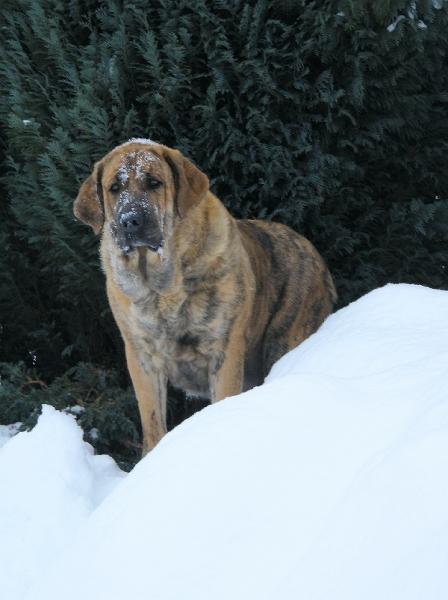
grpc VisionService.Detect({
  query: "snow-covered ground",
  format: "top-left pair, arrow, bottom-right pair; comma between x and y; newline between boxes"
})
0,283 -> 447,600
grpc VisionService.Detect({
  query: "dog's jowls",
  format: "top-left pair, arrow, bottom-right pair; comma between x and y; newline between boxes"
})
74,140 -> 337,456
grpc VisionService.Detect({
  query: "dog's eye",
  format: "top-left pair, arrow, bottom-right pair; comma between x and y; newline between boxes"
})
146,177 -> 162,190
110,182 -> 120,193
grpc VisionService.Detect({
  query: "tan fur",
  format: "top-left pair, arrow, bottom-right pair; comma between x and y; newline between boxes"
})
74,140 -> 337,456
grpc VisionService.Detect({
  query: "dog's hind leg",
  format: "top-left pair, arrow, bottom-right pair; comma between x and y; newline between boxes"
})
209,324 -> 247,403
242,343 -> 265,392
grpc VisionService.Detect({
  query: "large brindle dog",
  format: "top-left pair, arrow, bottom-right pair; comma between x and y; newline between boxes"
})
74,140 -> 336,456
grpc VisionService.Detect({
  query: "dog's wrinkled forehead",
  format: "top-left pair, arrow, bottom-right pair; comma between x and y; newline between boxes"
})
103,142 -> 164,185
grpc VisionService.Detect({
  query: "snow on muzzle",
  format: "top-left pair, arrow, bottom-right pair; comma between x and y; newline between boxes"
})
115,202 -> 164,253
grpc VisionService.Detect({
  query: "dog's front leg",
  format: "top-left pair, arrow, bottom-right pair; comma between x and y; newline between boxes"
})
124,340 -> 167,457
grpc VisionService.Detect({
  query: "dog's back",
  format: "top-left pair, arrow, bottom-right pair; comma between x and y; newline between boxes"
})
237,219 -> 336,389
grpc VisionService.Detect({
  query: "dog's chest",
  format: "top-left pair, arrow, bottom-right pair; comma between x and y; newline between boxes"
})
131,287 -> 228,397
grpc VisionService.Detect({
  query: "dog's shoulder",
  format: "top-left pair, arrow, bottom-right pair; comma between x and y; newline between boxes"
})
236,218 -> 302,271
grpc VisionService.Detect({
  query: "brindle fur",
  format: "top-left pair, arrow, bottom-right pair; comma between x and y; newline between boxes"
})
74,140 -> 337,456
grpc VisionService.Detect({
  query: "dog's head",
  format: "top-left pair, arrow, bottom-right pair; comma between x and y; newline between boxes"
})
74,140 -> 209,253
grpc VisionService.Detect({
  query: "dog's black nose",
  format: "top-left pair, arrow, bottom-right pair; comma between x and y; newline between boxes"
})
116,205 -> 163,252
119,210 -> 143,233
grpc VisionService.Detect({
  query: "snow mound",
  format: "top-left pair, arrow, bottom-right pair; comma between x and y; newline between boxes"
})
1,283 -> 447,600
0,406 -> 125,600
17,283 -> 448,600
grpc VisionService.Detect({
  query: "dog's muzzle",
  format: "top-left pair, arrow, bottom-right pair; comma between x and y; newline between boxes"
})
115,205 -> 164,253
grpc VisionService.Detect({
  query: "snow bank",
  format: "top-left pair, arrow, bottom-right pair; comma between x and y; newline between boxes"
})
13,283 -> 446,600
0,423 -> 21,451
0,407 -> 125,600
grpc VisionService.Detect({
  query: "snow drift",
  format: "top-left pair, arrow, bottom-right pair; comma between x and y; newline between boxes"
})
0,283 -> 447,599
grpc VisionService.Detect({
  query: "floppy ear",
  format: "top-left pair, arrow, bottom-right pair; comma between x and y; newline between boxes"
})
163,149 -> 209,219
73,162 -> 105,234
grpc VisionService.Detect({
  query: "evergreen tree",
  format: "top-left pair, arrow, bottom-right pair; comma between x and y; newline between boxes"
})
0,0 -> 447,465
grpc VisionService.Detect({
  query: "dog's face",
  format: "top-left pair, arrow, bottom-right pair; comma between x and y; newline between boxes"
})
74,140 -> 209,254
103,144 -> 168,253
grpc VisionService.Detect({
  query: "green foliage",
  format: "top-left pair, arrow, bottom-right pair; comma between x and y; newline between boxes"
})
0,361 -> 141,469
0,0 -> 447,457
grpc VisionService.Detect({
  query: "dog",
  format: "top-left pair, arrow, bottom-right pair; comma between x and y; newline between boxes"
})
74,139 -> 337,456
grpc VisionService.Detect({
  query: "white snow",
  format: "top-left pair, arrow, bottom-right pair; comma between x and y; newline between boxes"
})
0,407 -> 125,600
0,423 -> 21,450
387,14 -> 406,32
119,137 -> 160,148
0,283 -> 447,600
117,162 -> 131,182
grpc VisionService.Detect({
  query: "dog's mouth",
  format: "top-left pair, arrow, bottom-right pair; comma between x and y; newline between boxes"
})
120,239 -> 164,254
110,202 -> 165,255
109,221 -> 164,254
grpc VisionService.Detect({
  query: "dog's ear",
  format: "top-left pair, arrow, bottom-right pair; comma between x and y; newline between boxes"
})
74,161 -> 105,234
163,149 -> 209,219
